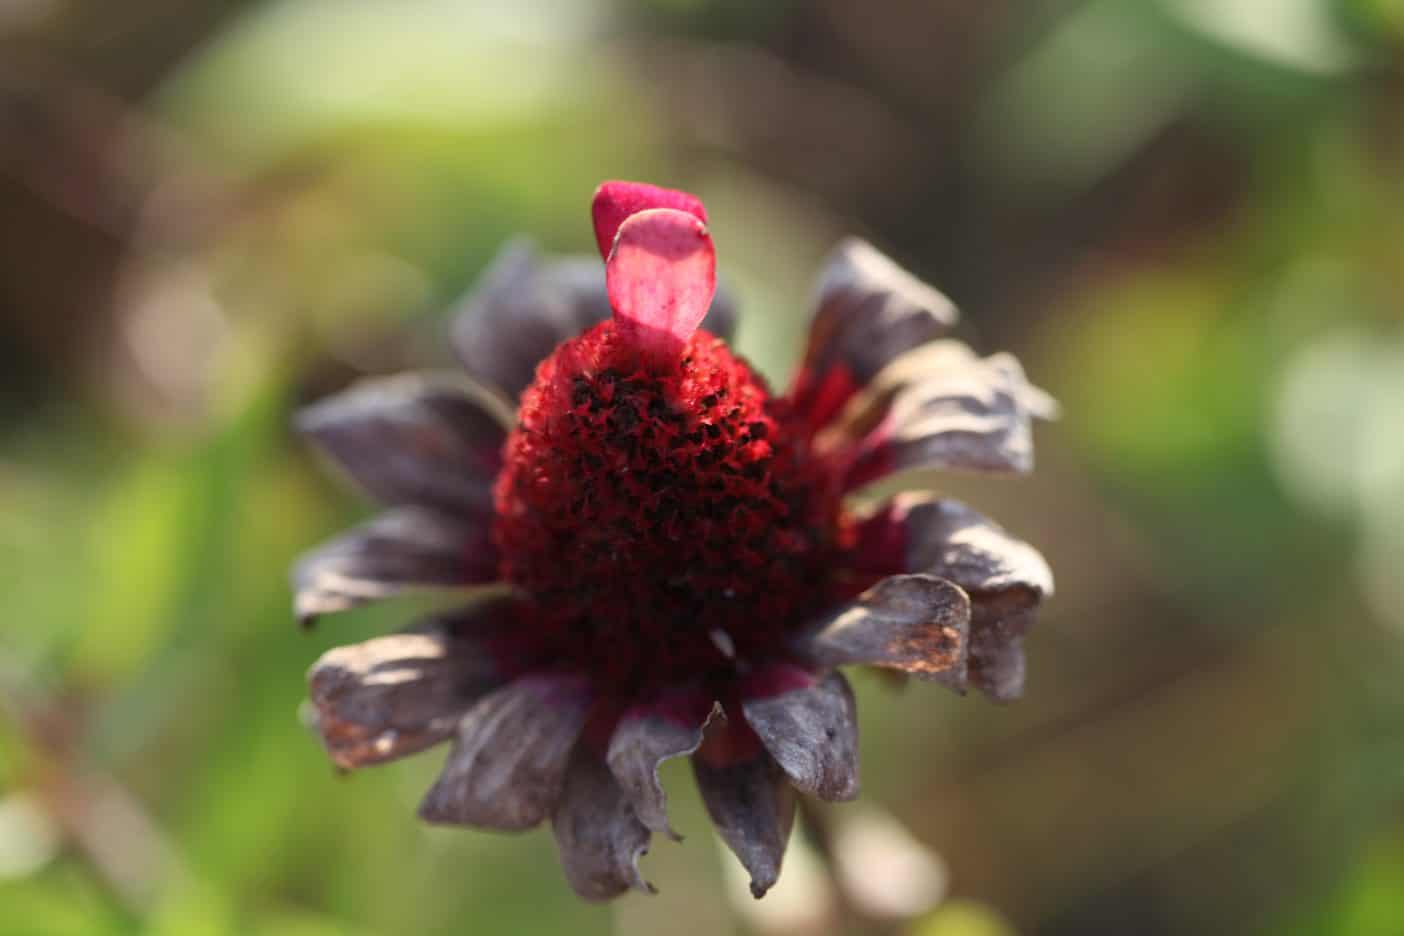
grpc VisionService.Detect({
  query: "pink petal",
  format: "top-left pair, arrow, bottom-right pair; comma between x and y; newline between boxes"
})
605,207 -> 717,362
591,180 -> 707,260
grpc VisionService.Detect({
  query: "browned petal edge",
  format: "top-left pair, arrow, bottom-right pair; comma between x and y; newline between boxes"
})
306,615 -> 506,769
795,574 -> 971,680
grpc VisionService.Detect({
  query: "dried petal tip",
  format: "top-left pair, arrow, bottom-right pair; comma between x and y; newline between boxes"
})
605,207 -> 718,363
591,180 -> 708,260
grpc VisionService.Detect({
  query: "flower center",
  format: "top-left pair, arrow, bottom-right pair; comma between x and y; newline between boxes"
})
492,320 -> 850,693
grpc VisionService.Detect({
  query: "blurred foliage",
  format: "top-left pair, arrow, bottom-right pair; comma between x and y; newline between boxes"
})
3,0 -> 1404,934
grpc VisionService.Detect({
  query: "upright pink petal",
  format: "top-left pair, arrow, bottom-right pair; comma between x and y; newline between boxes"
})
591,180 -> 707,260
605,207 -> 717,363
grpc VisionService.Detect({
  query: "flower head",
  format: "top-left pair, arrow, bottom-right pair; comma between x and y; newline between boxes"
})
293,181 -> 1054,901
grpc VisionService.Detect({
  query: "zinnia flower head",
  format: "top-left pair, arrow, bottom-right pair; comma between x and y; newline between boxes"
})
293,181 -> 1055,901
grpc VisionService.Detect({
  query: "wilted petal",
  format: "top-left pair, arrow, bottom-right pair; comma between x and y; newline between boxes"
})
307,621 -> 505,769
451,240 -> 736,401
852,495 -> 1050,700
292,507 -> 497,626
693,731 -> 796,899
419,673 -> 591,830
789,238 -> 957,431
606,686 -> 718,840
741,667 -> 859,802
839,346 -> 1045,488
296,373 -> 503,515
854,493 -> 1053,599
795,574 -> 970,679
968,595 -> 1036,702
552,751 -> 655,901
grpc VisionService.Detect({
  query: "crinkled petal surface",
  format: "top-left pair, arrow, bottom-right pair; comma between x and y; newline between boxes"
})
842,347 -> 1042,487
790,238 -> 957,430
796,574 -> 970,679
292,506 -> 496,626
451,239 -> 736,401
307,620 -> 505,769
296,374 -> 503,515
419,673 -> 591,830
552,751 -> 656,901
606,686 -> 718,840
741,666 -> 859,802
693,737 -> 796,899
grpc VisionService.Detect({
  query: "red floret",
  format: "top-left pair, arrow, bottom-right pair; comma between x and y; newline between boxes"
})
492,319 -> 851,695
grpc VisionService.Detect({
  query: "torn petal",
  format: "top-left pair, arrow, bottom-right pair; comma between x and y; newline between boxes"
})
552,751 -> 655,901
795,574 -> 970,680
693,729 -> 796,899
741,667 -> 859,802
419,673 -> 591,830
296,373 -> 503,515
292,506 -> 496,626
606,208 -> 717,362
591,180 -> 707,261
606,686 -> 718,840
789,239 -> 957,430
307,620 -> 505,769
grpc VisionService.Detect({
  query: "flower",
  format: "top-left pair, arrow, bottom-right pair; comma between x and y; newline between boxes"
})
293,181 -> 1054,901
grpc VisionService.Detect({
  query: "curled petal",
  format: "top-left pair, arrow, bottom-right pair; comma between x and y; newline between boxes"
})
606,686 -> 719,840
741,667 -> 859,802
292,506 -> 496,626
790,238 -> 957,431
552,752 -> 656,901
606,208 -> 717,362
795,574 -> 970,680
693,724 -> 796,899
451,239 -> 737,400
419,673 -> 591,830
296,373 -> 503,515
854,493 -> 1053,599
307,620 -> 505,769
591,180 -> 707,260
834,345 -> 1047,488
852,495 -> 1050,700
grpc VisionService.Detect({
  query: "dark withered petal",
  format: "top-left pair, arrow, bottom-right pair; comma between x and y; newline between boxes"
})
552,751 -> 655,901
419,673 -> 591,831
451,239 -> 737,402
836,344 -> 1050,487
968,594 -> 1037,702
306,617 -> 505,769
795,574 -> 970,679
606,687 -> 719,840
296,373 -> 504,516
789,238 -> 957,428
853,494 -> 1051,700
740,667 -> 859,803
292,506 -> 497,626
693,746 -> 796,899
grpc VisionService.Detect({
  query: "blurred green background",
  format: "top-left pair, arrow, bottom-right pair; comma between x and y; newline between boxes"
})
3,0 -> 1404,933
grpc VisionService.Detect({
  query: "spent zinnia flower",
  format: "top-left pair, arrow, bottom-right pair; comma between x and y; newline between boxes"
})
293,181 -> 1054,901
